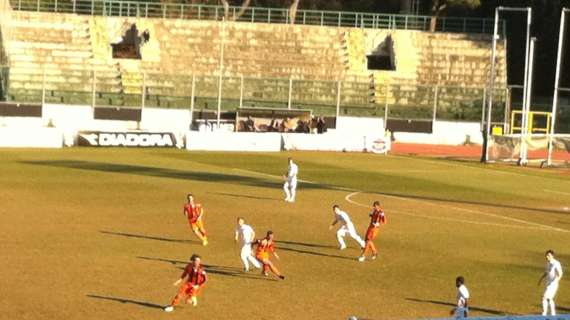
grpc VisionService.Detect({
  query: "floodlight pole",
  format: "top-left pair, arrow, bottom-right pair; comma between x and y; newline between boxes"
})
547,9 -> 568,167
519,37 -> 536,165
190,74 -> 196,129
484,6 -> 532,163
216,17 -> 226,130
484,8 -> 500,160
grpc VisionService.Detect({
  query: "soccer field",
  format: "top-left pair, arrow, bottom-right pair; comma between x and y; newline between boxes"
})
1,148 -> 569,320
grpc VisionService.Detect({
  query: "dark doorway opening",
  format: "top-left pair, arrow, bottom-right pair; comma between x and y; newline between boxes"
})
111,24 -> 148,59
367,35 -> 396,71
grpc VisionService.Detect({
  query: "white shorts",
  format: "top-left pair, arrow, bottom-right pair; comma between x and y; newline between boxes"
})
284,178 -> 297,189
544,282 -> 559,299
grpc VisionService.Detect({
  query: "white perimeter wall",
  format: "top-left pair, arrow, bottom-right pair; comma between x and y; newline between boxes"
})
393,121 -> 483,145
0,105 -> 191,147
186,132 -> 282,152
0,127 -> 63,148
0,103 -> 484,149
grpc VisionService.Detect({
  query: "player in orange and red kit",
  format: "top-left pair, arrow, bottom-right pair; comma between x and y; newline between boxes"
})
358,201 -> 386,262
184,194 -> 208,246
164,254 -> 207,312
254,231 -> 285,280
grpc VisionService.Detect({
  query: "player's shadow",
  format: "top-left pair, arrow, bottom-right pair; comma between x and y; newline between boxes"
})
202,264 -> 278,282
86,294 -> 163,310
136,256 -> 277,282
558,306 -> 570,312
210,192 -> 281,201
276,240 -> 338,249
22,160 -> 329,191
100,230 -> 198,244
405,298 -> 513,316
276,243 -> 355,261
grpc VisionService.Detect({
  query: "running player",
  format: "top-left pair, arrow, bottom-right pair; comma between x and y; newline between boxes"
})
254,231 -> 285,280
164,254 -> 207,312
450,276 -> 469,318
329,205 -> 365,250
283,157 -> 298,202
184,194 -> 208,246
358,201 -> 386,262
538,249 -> 563,316
235,217 -> 261,272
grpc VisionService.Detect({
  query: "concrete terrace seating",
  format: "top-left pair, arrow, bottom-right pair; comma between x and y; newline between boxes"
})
2,10 -> 507,114
7,12 -> 121,104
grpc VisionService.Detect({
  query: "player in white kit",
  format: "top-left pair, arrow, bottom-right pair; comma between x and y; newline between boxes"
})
329,205 -> 365,250
538,249 -> 563,316
450,276 -> 469,318
234,217 -> 261,272
283,158 -> 298,203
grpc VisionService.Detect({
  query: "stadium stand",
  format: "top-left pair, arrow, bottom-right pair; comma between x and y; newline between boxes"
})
0,0 -> 507,119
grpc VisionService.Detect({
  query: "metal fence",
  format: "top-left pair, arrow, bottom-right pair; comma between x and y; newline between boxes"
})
0,0 -> 10,101
9,0 -> 504,34
1,66 -> 509,122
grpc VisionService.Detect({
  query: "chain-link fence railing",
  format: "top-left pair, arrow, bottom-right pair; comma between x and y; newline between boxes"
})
3,67 -> 513,124
10,0 -> 503,35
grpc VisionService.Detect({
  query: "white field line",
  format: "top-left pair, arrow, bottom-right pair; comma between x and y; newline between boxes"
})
389,154 -> 538,178
373,192 -> 568,232
544,189 -> 570,196
344,191 -> 570,232
233,168 -> 569,233
345,192 -> 550,230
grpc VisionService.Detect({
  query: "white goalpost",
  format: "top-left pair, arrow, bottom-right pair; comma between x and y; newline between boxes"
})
546,8 -> 570,167
484,7 -> 532,164
487,7 -> 570,168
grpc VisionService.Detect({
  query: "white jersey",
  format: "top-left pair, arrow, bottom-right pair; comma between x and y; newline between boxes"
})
546,258 -> 563,285
287,162 -> 298,182
457,285 -> 470,307
236,224 -> 255,246
335,210 -> 354,228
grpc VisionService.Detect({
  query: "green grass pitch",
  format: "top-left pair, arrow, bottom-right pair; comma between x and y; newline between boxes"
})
0,148 -> 569,320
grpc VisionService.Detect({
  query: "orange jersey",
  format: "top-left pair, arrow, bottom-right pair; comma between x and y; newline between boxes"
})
369,208 -> 386,228
184,203 -> 203,223
180,263 -> 207,286
255,238 -> 275,259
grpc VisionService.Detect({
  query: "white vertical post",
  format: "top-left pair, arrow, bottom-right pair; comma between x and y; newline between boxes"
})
141,72 -> 146,109
216,18 -> 225,129
91,69 -> 96,111
503,87 -> 510,134
520,37 -> 536,165
432,85 -> 438,124
239,75 -> 244,109
384,91 -> 389,131
336,80 -> 341,118
41,68 -> 46,105
519,9 -> 533,164
485,7 -> 531,163
484,8 -> 500,162
547,9 -> 567,166
287,78 -> 293,110
481,87 -> 487,131
189,75 -> 195,129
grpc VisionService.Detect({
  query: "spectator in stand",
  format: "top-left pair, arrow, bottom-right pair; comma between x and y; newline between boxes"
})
280,117 -> 295,133
317,117 -> 327,134
269,118 -> 280,132
244,116 -> 257,132
295,120 -> 308,133
142,29 -> 150,44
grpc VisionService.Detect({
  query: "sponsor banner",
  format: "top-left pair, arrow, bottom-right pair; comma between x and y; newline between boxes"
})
77,131 -> 179,148
369,136 -> 391,154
